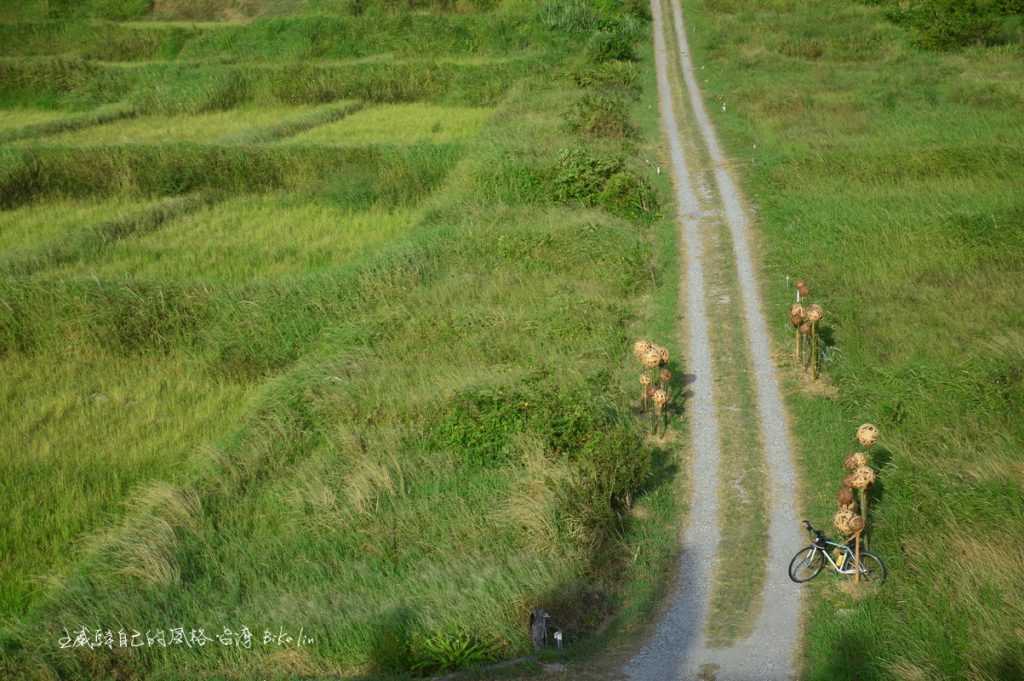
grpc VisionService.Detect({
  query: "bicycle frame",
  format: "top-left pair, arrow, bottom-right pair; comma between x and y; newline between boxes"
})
812,540 -> 862,576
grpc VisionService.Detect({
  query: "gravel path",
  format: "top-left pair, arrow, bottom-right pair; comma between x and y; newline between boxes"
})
624,1 -> 803,679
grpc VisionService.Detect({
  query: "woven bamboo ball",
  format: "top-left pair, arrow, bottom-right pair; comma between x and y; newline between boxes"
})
653,389 -> 669,407
640,374 -> 651,386
799,321 -> 812,335
796,280 -> 809,297
633,339 -> 653,360
838,502 -> 856,513
660,368 -> 672,384
642,349 -> 661,369
806,304 -> 824,322
836,486 -> 854,506
646,385 -> 656,399
849,515 -> 865,533
849,465 -> 876,490
833,508 -> 856,535
789,304 -> 805,327
857,423 -> 879,448
844,452 -> 868,471
657,346 -> 670,366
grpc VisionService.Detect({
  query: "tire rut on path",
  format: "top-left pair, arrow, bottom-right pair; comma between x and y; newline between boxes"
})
624,1 -> 803,679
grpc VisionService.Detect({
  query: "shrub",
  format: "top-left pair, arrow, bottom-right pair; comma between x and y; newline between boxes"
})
599,170 -> 658,222
550,148 -> 658,222
883,0 -> 1024,49
565,93 -> 637,138
587,29 -> 638,62
551,148 -> 625,207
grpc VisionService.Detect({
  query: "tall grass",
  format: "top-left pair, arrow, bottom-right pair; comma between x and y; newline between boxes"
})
0,143 -> 459,208
685,0 -> 1024,677
0,1 -> 680,678
43,196 -> 425,282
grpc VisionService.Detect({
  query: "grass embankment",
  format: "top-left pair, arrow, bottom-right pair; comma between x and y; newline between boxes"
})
684,0 -> 1024,678
1,1 -> 684,678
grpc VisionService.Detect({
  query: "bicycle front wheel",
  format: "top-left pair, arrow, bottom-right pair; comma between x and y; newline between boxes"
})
788,546 -> 824,583
854,552 -> 887,584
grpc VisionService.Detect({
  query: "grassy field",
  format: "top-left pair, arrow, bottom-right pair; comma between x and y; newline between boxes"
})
1,1 -> 685,679
43,198 -> 424,282
284,104 -> 494,146
19,104 -> 334,145
684,0 -> 1024,678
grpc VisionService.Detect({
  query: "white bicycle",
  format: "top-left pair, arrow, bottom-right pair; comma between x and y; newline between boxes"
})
788,520 -> 886,584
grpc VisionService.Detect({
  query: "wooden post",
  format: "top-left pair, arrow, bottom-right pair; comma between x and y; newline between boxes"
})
859,487 -> 870,549
854,531 -> 861,584
811,321 -> 819,379
795,329 -> 801,362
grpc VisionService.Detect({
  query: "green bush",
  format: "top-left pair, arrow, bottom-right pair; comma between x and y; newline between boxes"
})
587,29 -> 638,62
551,147 -> 625,206
565,92 -> 637,138
551,148 -> 657,222
882,0 -> 1024,49
599,170 -> 658,222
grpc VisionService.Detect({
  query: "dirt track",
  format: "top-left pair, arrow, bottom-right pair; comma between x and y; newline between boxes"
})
623,1 -> 804,679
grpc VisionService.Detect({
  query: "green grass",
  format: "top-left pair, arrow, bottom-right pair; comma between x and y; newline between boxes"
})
0,348 -> 252,617
0,196 -> 162,253
0,2 -> 679,678
20,104 -> 335,145
0,109 -> 69,132
684,0 -> 1024,678
284,103 -> 494,146
43,196 -> 423,282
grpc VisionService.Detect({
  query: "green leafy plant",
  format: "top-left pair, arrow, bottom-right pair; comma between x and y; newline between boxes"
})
565,92 -> 637,138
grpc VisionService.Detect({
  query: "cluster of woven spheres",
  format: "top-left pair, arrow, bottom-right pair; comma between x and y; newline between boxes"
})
844,452 -> 869,471
633,339 -> 653,360
848,465 -> 876,490
857,423 -> 879,448
806,304 -> 824,322
833,508 -> 857,534
789,304 -> 805,328
836,486 -> 855,506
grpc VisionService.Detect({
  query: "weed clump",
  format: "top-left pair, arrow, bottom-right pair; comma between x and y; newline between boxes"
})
881,0 -> 1024,49
573,61 -> 642,99
587,29 -> 638,63
565,93 -> 637,139
551,148 -> 657,222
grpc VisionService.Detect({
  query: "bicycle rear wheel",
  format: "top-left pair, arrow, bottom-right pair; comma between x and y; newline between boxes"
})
855,552 -> 887,584
788,546 -> 824,583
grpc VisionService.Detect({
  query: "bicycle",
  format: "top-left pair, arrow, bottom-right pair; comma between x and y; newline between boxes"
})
788,520 -> 886,584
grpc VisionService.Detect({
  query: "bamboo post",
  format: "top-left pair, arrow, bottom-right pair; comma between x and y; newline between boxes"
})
854,530 -> 862,584
859,487 -> 870,550
811,320 -> 819,380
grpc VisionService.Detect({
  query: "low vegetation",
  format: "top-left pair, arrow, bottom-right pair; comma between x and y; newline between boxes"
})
686,0 -> 1024,677
1,1 -> 679,678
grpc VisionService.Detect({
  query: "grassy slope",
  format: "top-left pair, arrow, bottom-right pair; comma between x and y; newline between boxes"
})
1,2 -> 686,678
684,0 -> 1024,678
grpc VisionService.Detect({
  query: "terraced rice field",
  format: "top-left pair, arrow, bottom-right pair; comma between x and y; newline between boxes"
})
1,2 -> 679,680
